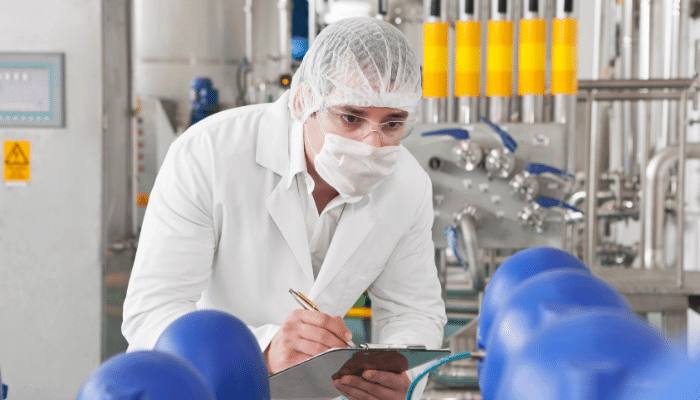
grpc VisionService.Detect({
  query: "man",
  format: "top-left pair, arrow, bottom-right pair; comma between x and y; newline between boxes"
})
123,16 -> 446,400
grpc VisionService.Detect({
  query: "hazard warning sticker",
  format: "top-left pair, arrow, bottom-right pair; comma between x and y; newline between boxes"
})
4,141 -> 31,182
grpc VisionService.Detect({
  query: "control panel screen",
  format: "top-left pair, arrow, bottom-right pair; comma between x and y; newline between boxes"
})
0,68 -> 50,112
0,53 -> 64,128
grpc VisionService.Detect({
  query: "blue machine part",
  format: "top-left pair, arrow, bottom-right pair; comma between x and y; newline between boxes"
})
291,36 -> 309,62
76,350 -> 215,400
420,128 -> 470,141
524,162 -> 575,179
154,309 -> 270,400
477,247 -> 590,352
291,0 -> 309,60
0,366 -> 6,399
535,195 -> 582,213
445,225 -> 468,270
493,312 -> 677,400
479,117 -> 518,153
479,269 -> 633,400
190,77 -> 219,125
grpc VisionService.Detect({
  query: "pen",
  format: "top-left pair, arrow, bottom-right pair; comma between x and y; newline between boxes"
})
288,288 -> 357,348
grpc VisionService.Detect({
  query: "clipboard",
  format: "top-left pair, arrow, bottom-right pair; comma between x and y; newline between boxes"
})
269,346 -> 451,399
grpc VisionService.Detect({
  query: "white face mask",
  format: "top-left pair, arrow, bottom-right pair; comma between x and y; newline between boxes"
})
309,133 -> 399,199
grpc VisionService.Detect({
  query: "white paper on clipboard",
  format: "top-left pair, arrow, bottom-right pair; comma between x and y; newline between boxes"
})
268,347 -> 451,399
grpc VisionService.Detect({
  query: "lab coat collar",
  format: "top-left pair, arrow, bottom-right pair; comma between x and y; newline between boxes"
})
256,90 -> 291,176
261,91 -> 315,283
285,115 -> 307,190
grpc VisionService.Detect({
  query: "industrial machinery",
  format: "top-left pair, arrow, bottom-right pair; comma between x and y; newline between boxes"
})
398,0 -> 700,397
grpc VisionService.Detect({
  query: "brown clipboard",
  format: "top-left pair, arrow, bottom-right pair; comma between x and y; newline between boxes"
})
268,347 -> 451,399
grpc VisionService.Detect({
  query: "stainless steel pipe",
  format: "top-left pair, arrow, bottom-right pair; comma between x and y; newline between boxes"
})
456,211 -> 484,291
277,0 -> 292,74
577,92 -> 689,101
578,78 -> 697,90
309,0 -> 316,47
585,0 -> 605,267
677,89 -> 688,287
643,141 -> 700,271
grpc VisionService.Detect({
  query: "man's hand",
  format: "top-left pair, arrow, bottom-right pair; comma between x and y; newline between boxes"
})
332,370 -> 410,400
264,309 -> 353,374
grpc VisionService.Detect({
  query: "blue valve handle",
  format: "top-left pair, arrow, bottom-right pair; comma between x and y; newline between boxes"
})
479,117 -> 518,153
420,128 -> 470,141
525,162 -> 575,179
536,196 -> 582,213
444,225 -> 468,271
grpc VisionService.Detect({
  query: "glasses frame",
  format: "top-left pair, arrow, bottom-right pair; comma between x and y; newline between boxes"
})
318,106 -> 417,145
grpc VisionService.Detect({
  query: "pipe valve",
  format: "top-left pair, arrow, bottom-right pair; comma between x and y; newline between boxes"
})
421,129 -> 483,171
480,117 -> 518,179
511,163 -> 575,201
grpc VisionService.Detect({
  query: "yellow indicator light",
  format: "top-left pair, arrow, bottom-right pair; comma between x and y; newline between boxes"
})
137,193 -> 149,208
552,18 -> 578,95
455,20 -> 481,97
423,22 -> 449,98
487,20 -> 514,97
518,19 -> 546,95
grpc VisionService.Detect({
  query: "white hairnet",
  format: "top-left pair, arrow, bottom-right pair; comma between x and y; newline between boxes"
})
289,17 -> 422,123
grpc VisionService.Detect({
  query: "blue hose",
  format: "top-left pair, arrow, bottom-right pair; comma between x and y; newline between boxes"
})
405,352 -> 473,399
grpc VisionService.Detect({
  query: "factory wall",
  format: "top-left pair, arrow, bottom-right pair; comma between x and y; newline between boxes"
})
0,0 -> 103,397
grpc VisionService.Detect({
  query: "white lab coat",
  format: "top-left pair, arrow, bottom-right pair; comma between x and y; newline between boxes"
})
122,91 -> 447,398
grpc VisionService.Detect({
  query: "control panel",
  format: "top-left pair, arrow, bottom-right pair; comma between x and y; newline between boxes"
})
0,53 -> 64,128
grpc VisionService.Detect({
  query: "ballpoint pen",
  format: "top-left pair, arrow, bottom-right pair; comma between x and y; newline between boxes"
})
288,288 -> 357,348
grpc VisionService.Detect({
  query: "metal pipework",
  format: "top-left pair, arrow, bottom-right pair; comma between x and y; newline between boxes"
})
579,78 -> 697,269
456,0 -> 480,124
578,79 -> 697,90
243,0 -> 254,105
455,209 -> 484,291
677,89 -> 688,287
553,0 -> 577,173
309,0 -> 316,47
244,0 -> 253,62
643,142 -> 699,272
621,0 -> 633,174
422,0 -> 448,123
277,0 -> 292,74
638,0 -> 651,274
660,0 -> 682,148
488,0 -> 512,123
519,0 -> 545,123
584,0 -> 604,267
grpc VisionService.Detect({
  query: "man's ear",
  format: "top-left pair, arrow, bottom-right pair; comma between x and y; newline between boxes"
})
291,83 -> 312,120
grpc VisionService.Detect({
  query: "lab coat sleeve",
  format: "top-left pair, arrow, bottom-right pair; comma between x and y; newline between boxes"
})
369,173 -> 447,399
122,140 -> 217,350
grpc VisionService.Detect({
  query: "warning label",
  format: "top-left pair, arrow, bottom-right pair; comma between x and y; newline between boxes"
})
4,141 -> 30,182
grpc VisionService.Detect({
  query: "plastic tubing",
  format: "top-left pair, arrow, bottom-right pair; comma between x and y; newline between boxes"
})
487,19 -> 514,97
552,17 -> 578,95
405,352 -> 473,400
423,21 -> 450,98
455,20 -> 481,97
518,18 -> 546,95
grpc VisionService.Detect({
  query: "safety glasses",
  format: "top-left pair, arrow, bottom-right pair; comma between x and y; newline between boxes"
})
318,106 -> 416,145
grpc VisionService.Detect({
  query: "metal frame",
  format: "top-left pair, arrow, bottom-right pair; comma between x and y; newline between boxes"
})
576,77 -> 699,342
576,78 -> 697,274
